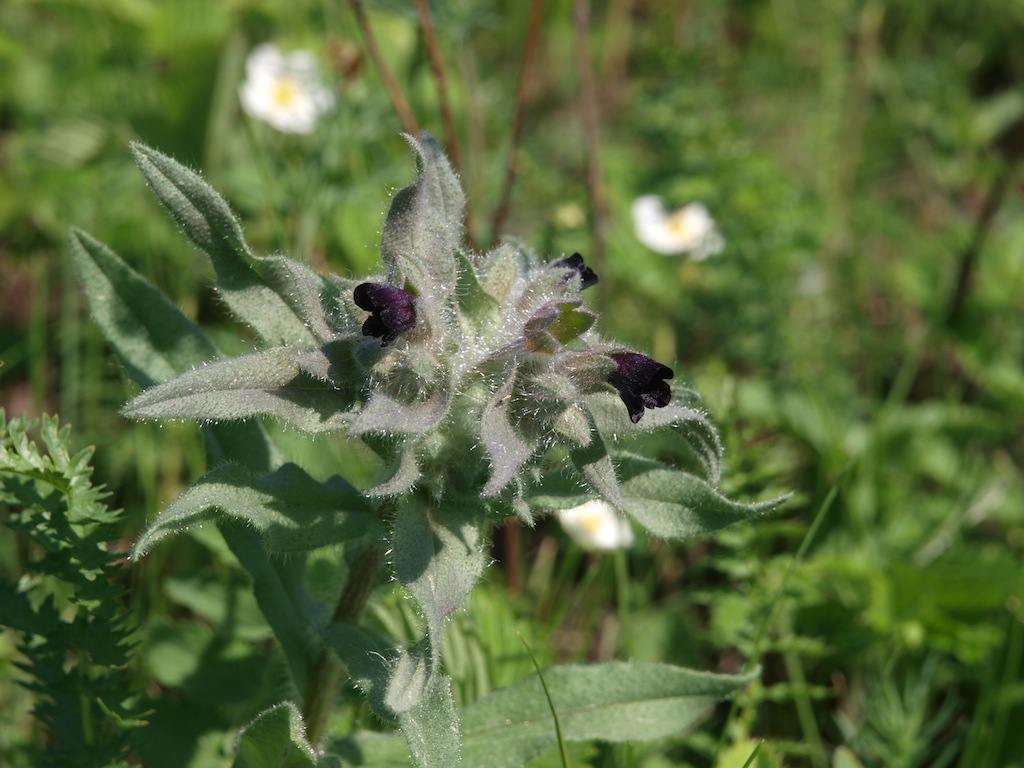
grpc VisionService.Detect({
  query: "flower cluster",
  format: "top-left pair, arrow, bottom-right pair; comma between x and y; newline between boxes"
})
120,136 -> 725,523
239,43 -> 335,134
631,195 -> 724,259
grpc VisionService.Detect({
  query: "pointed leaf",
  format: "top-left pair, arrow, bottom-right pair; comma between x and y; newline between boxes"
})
481,375 -> 535,496
587,393 -> 724,483
569,427 -> 624,510
220,523 -> 322,698
69,228 -> 216,386
531,453 -> 787,540
131,142 -> 335,346
233,701 -> 341,768
132,462 -> 377,558
122,347 -> 355,432
70,228 -> 278,471
461,662 -> 758,768
381,133 -> 464,296
398,673 -> 462,768
349,391 -> 448,437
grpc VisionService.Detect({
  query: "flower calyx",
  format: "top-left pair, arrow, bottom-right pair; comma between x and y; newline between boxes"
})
607,352 -> 674,423
353,283 -> 417,346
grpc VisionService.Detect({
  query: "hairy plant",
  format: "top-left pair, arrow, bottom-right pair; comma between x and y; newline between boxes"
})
70,135 -> 784,766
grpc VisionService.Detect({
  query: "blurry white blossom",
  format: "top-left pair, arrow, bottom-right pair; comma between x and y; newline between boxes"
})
556,500 -> 634,551
631,195 -> 725,260
239,43 -> 335,134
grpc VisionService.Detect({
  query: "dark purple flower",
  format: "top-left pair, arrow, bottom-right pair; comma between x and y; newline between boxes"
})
607,352 -> 673,423
553,252 -> 598,290
353,283 -> 417,346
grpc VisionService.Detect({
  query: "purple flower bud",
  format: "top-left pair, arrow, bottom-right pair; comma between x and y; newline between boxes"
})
553,252 -> 598,290
607,352 -> 673,423
353,283 -> 417,346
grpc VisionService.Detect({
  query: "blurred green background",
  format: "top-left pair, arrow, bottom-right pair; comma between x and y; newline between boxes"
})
2,0 -> 1024,766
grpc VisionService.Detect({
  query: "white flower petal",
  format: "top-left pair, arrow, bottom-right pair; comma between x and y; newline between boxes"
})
556,500 -> 634,551
239,43 -> 335,134
631,195 -> 725,258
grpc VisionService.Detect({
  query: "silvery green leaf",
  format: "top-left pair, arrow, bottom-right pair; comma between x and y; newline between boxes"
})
232,701 -> 342,768
586,392 -> 724,484
321,622 -> 398,718
131,143 -> 339,346
398,672 -> 461,768
131,462 -> 377,558
70,228 -> 217,386
380,133 -> 464,297
392,499 -> 486,647
220,523 -> 322,700
477,242 -> 533,304
460,662 -> 758,768
70,227 -> 279,471
349,391 -> 449,437
122,347 -> 355,432
569,427 -> 624,510
481,375 -> 535,496
531,453 -> 787,540
368,446 -> 422,497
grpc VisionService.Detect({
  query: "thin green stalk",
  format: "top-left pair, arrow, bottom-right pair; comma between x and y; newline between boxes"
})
303,542 -> 382,747
519,632 -> 570,768
781,624 -> 827,768
714,464 -> 849,760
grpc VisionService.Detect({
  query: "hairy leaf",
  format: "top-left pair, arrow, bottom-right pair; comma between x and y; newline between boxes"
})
131,143 -> 338,346
122,347 -> 355,432
461,662 -> 759,768
233,701 -> 341,768
480,375 -> 535,496
132,462 -> 377,558
381,133 -> 464,300
532,453 -> 786,540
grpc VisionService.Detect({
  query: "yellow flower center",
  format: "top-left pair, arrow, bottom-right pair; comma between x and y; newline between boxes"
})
271,76 -> 301,108
667,210 -> 691,236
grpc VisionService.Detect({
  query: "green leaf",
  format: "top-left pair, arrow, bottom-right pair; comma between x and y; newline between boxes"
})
381,133 -> 464,298
586,394 -> 724,484
569,427 -> 624,510
480,374 -> 535,496
532,453 -> 787,540
398,673 -> 462,768
220,523 -> 322,698
392,498 -> 487,653
131,142 -> 338,347
70,228 -> 278,471
232,701 -> 341,768
132,462 -> 378,558
461,662 -> 759,768
122,347 -> 355,432
69,228 -> 217,387
349,391 -> 449,437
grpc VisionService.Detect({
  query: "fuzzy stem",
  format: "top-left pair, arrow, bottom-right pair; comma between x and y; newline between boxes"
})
303,542 -> 382,748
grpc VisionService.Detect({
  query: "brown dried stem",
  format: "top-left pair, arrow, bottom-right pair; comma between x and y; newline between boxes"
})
346,0 -> 420,135
573,0 -> 609,311
490,0 -> 546,246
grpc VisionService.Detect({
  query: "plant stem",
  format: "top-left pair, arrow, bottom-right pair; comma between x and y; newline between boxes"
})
346,0 -> 420,135
490,0 -> 545,246
412,0 -> 477,250
573,0 -> 609,315
303,542 -> 382,748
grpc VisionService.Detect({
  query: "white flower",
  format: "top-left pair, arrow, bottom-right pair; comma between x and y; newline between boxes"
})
555,500 -> 634,551
239,43 -> 335,134
631,195 -> 725,260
